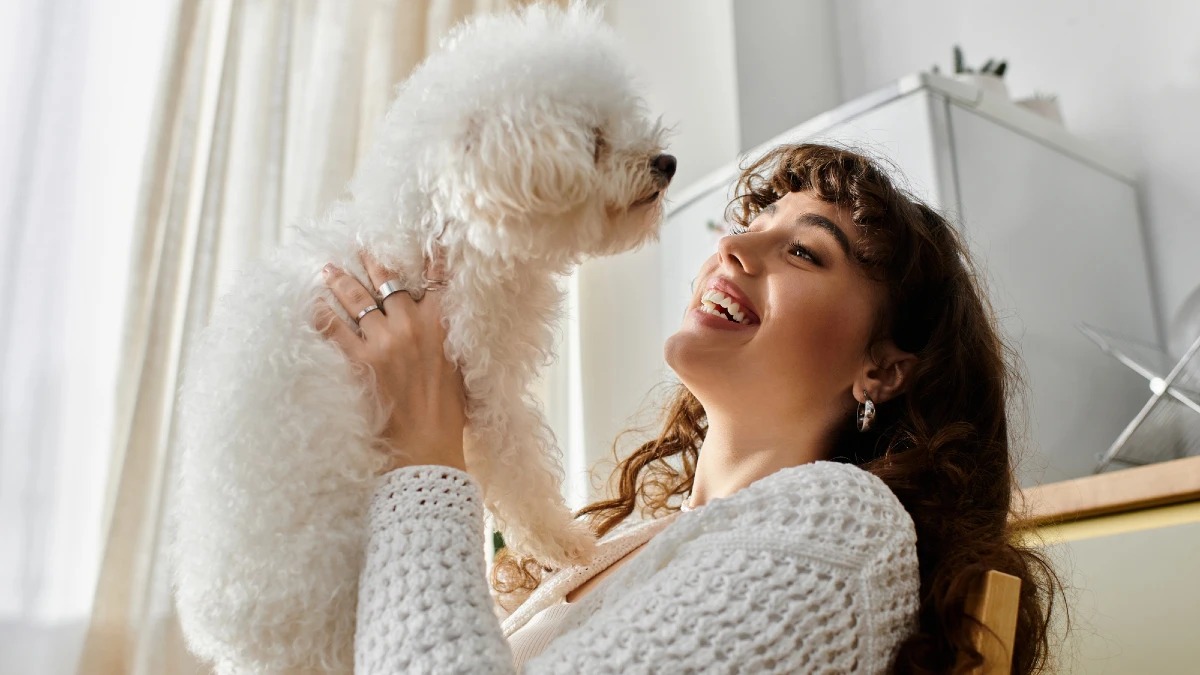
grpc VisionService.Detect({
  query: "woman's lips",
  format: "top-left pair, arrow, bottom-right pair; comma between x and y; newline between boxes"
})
703,277 -> 761,325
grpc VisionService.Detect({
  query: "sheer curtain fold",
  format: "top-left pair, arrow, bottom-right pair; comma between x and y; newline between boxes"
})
76,1 -> 567,674
0,0 -> 174,672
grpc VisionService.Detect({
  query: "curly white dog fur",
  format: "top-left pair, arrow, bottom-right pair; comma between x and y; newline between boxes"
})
167,3 -> 673,674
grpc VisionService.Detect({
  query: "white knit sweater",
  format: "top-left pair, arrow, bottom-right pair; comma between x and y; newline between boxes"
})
505,509 -> 685,668
355,460 -> 922,674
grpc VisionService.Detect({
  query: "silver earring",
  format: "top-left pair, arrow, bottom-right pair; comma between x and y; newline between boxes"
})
857,391 -> 876,432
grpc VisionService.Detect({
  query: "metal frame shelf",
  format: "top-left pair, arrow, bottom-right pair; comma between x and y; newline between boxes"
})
1079,323 -> 1200,472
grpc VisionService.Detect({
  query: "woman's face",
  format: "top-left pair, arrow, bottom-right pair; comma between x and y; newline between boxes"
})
664,190 -> 886,430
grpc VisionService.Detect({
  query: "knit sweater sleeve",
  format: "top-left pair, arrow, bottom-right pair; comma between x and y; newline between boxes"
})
355,462 -> 920,675
354,465 -> 511,674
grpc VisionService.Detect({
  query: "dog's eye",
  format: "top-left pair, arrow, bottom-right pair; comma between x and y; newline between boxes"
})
591,126 -> 608,164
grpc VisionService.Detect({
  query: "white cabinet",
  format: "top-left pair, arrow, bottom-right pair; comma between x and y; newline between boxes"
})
660,73 -> 1163,487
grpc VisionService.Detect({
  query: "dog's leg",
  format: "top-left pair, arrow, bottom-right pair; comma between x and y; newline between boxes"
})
463,378 -> 599,569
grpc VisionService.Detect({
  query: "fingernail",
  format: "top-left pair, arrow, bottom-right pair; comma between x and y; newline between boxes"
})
322,263 -> 336,277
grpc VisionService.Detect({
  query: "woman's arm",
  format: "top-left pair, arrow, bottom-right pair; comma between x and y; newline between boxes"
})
355,463 -> 920,675
355,465 -> 511,673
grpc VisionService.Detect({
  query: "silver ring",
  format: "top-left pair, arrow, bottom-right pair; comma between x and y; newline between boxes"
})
356,304 -> 381,322
400,279 -> 450,303
416,279 -> 450,301
378,279 -> 406,302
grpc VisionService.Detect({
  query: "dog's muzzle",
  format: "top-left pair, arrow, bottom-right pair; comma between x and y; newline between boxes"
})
630,154 -> 676,207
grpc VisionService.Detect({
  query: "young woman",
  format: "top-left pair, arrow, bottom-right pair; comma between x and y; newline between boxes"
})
313,143 -> 1064,674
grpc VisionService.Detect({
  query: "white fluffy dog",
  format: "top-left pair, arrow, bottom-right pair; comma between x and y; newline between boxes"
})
167,3 -> 673,674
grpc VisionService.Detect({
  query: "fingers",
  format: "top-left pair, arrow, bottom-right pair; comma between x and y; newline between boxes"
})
311,297 -> 360,352
359,250 -> 411,315
425,245 -> 449,282
418,247 -> 450,341
318,249 -> 447,351
322,264 -> 385,334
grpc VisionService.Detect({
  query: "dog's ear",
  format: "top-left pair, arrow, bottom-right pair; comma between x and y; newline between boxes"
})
455,111 -> 596,220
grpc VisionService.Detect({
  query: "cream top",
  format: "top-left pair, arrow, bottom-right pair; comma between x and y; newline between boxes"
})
504,511 -> 683,670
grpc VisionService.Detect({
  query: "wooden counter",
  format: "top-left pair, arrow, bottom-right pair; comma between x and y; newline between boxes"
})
1013,454 -> 1200,526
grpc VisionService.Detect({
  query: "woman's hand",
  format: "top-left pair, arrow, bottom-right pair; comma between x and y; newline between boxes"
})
311,249 -> 467,475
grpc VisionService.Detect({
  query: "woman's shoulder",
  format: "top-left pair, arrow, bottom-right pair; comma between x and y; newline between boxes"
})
690,460 -> 917,568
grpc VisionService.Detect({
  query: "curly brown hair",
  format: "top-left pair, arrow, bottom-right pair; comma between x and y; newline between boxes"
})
491,142 -> 1068,674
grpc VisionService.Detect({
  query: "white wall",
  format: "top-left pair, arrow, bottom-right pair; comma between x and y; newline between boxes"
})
833,0 -> 1200,339
601,0 -> 846,187
601,0 -> 742,190
733,0 -> 843,150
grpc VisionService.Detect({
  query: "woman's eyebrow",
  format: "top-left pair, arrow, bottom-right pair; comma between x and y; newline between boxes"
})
793,212 -> 852,259
757,204 -> 855,261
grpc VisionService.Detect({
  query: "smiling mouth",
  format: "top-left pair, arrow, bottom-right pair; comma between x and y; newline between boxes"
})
697,298 -> 759,326
698,284 -> 761,325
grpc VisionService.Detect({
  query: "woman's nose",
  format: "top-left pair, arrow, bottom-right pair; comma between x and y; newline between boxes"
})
716,230 -> 753,273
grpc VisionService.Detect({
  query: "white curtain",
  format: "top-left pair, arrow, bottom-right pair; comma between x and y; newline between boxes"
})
0,1 -> 572,674
0,0 -> 174,673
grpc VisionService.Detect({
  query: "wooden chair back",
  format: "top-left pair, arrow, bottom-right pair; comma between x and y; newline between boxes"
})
955,569 -> 1022,674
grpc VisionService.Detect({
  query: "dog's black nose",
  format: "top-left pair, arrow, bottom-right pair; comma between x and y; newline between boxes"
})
652,154 -> 677,181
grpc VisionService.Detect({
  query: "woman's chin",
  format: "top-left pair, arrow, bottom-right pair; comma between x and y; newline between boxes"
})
663,328 -> 735,379
663,330 -> 697,376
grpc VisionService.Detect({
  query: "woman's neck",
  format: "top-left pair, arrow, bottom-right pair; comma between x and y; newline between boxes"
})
687,412 -> 830,508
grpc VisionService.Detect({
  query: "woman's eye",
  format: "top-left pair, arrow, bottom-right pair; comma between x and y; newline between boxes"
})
790,241 -> 820,265
727,226 -> 819,264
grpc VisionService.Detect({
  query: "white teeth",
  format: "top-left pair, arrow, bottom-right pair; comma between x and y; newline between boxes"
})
700,289 -> 749,324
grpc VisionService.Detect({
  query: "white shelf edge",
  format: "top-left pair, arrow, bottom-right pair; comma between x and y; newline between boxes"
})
664,71 -> 1137,218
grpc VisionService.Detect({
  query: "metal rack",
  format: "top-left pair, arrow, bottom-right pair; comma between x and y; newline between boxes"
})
1078,323 -> 1200,472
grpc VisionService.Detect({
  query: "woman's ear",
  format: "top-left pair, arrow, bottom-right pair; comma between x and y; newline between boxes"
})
856,339 -> 919,405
